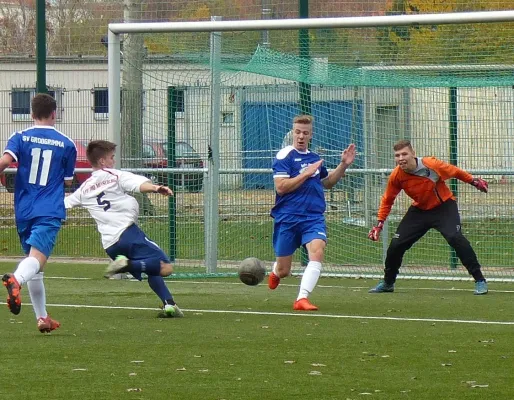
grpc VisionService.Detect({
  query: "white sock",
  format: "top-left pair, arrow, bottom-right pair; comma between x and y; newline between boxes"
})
27,272 -> 47,320
13,257 -> 40,286
272,262 -> 278,275
297,261 -> 322,301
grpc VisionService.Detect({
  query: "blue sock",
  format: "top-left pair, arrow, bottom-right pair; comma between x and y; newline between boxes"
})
148,275 -> 174,305
127,258 -> 162,276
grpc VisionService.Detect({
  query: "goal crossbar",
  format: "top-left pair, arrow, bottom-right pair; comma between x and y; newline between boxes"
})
108,10 -> 514,34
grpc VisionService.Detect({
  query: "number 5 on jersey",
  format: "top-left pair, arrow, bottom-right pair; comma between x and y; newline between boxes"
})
96,192 -> 111,211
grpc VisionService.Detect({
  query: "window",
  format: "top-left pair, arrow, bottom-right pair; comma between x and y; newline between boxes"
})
221,111 -> 234,125
93,88 -> 145,120
48,89 -> 63,120
11,88 -> 63,122
176,89 -> 185,113
12,89 -> 31,120
93,87 -> 109,120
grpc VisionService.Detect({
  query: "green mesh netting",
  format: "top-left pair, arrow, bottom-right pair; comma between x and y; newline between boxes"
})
221,45 -> 514,88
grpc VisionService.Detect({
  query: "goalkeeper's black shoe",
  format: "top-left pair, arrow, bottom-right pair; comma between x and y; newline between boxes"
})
369,280 -> 395,293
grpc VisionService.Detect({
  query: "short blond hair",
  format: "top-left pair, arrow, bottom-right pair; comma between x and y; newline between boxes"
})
293,115 -> 314,125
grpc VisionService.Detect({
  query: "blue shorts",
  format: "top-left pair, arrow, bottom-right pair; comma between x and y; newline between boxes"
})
105,224 -> 170,281
273,217 -> 327,257
17,217 -> 62,258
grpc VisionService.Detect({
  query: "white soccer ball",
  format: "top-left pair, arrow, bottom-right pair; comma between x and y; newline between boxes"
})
238,257 -> 266,286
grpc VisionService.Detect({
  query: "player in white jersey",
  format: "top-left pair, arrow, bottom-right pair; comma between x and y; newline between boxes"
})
268,115 -> 356,311
64,140 -> 183,317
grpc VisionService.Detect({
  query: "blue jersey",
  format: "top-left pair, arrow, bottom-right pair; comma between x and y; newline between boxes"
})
5,126 -> 77,222
271,146 -> 328,222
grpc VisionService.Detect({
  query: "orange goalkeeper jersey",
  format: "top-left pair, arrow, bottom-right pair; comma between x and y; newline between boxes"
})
377,157 -> 473,222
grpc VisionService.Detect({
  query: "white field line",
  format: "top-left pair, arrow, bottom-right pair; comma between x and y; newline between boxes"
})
43,276 -> 514,293
10,276 -> 513,325
7,302 -> 511,326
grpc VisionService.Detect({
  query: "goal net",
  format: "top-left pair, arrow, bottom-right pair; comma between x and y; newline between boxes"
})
107,11 -> 514,281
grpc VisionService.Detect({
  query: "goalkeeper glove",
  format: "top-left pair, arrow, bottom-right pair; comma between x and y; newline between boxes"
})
368,221 -> 384,242
470,178 -> 488,193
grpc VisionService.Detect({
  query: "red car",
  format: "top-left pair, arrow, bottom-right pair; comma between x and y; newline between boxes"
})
1,140 -> 204,193
142,140 -> 204,192
0,139 -> 91,193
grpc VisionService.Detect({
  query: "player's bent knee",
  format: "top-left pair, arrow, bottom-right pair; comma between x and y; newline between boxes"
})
446,233 -> 470,249
160,262 -> 173,277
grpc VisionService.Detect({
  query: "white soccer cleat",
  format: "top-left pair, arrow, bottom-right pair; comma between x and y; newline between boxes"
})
107,273 -> 132,280
162,304 -> 184,318
104,255 -> 129,279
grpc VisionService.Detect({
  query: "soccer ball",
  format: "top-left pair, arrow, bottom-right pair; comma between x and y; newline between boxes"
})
163,304 -> 176,317
238,257 -> 266,286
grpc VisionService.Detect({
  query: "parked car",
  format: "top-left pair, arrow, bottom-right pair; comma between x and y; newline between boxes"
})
1,139 -> 204,193
142,140 -> 204,192
0,139 -> 91,193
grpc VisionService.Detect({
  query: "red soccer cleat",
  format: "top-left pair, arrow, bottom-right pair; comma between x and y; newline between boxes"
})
268,271 -> 281,290
293,298 -> 318,311
2,273 -> 21,315
37,315 -> 61,333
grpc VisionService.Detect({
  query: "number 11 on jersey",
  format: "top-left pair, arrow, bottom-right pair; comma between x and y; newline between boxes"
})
29,148 -> 53,186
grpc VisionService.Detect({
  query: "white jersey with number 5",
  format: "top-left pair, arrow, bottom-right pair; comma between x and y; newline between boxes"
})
64,168 -> 150,249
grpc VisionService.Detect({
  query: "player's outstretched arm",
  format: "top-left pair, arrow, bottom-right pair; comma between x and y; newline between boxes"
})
0,153 -> 14,174
368,172 -> 401,241
64,190 -> 82,209
368,221 -> 384,241
140,181 -> 173,196
470,177 -> 488,193
323,144 -> 356,189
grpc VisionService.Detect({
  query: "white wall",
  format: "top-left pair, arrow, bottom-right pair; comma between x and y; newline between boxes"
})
0,58 -> 512,189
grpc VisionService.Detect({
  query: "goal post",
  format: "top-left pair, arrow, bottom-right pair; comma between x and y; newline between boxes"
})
108,10 -> 514,33
107,10 -> 514,281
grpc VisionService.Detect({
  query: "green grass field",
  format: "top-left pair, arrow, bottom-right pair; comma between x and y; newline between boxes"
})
1,262 -> 513,400
1,218 -> 514,269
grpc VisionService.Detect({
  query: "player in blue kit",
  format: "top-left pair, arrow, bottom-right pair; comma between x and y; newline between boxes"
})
268,115 -> 356,311
0,93 -> 77,332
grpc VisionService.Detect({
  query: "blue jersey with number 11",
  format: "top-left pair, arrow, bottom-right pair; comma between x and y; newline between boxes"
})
4,126 -> 77,222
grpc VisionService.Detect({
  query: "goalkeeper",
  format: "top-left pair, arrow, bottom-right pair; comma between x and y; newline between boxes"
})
368,140 -> 489,295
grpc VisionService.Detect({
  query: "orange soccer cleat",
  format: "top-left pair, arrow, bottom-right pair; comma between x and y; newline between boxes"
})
268,271 -> 281,290
293,298 -> 318,311
37,316 -> 61,333
2,273 -> 21,315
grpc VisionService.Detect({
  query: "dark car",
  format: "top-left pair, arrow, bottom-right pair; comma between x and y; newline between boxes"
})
142,140 -> 204,192
0,139 -> 91,193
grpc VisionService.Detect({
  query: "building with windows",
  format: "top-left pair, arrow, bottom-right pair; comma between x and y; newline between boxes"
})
1,56 -> 512,190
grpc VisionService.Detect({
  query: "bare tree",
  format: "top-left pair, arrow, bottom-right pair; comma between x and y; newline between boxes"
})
0,0 -> 36,55
121,0 -> 154,214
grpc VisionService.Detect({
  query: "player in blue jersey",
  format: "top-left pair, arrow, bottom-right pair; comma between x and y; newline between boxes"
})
0,93 -> 77,333
268,115 -> 356,311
